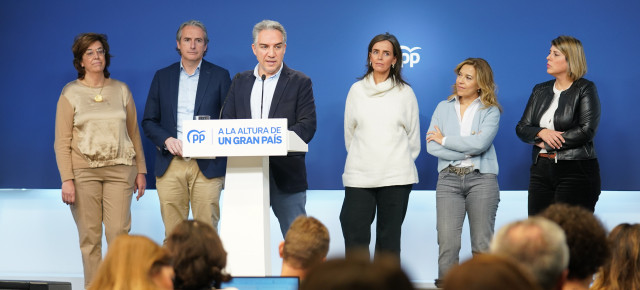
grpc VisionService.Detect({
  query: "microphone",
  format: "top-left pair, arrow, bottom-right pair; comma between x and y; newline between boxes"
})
260,74 -> 266,119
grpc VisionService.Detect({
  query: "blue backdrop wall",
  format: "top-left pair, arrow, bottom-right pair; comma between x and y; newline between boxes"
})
1,0 -> 638,190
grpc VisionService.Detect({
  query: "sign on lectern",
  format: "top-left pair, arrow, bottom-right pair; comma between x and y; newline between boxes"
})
180,118 -> 308,276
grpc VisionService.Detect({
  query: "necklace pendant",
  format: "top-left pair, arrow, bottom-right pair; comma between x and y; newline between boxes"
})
94,94 -> 103,102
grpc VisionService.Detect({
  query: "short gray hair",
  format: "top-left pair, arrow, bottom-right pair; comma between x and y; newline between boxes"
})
176,20 -> 209,44
175,20 -> 209,56
490,217 -> 569,290
252,19 -> 286,45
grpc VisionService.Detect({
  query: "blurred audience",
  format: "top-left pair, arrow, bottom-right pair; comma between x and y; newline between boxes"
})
490,217 -> 569,290
539,203 -> 609,290
279,216 -> 330,280
301,254 -> 414,290
165,220 -> 231,290
443,254 -> 541,290
591,223 -> 640,290
88,235 -> 173,290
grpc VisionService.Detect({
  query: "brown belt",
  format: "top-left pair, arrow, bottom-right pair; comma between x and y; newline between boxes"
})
444,166 -> 475,176
538,153 -> 557,159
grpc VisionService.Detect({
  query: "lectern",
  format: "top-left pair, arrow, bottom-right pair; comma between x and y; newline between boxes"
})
182,118 -> 308,276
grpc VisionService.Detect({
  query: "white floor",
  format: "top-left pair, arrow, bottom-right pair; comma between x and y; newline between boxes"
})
1,189 -> 638,290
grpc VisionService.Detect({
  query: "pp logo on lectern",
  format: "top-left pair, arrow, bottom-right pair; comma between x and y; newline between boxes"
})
187,130 -> 206,143
401,46 -> 421,68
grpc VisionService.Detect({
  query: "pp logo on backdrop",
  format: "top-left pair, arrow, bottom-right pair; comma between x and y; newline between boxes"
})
187,130 -> 206,143
401,46 -> 421,68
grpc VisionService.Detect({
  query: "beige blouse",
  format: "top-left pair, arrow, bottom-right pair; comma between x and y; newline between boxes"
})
54,78 -> 146,182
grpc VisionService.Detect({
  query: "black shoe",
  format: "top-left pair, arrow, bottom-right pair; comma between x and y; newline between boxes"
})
434,279 -> 444,288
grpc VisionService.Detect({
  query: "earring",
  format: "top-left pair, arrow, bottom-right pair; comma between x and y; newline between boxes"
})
369,61 -> 372,67
477,89 -> 481,93
392,63 -> 395,69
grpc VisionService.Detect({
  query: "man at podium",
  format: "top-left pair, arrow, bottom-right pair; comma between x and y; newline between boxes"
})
142,20 -> 231,240
222,19 -> 317,236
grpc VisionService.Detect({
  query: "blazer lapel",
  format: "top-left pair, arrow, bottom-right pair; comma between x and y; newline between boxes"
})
169,63 -> 180,125
241,74 -> 256,119
194,62 -> 210,115
269,64 -> 290,118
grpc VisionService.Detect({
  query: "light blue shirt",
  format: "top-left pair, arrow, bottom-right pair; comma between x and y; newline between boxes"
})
176,60 -> 202,140
250,64 -> 283,119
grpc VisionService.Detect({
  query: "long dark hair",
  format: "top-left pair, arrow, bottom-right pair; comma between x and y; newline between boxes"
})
360,32 -> 408,86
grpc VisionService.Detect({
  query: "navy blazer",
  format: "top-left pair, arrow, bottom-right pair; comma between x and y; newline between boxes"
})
142,60 -> 231,178
222,64 -> 316,193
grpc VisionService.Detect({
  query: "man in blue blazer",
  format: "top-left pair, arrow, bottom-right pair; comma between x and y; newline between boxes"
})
142,20 -> 231,239
222,19 -> 316,236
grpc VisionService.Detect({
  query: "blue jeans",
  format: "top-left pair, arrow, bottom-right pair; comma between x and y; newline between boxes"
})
270,173 -> 306,237
436,170 -> 500,279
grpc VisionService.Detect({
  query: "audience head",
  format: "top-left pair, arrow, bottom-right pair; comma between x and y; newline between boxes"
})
88,235 -> 173,290
280,216 -> 330,273
301,254 -> 414,290
592,223 -> 640,290
538,203 -> 609,281
165,220 -> 231,290
443,254 -> 541,290
490,217 -> 569,290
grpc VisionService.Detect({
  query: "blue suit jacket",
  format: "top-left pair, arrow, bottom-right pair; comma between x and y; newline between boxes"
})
142,60 -> 231,178
221,64 -> 316,192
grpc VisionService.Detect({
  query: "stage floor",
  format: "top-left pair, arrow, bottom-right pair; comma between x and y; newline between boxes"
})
1,189 -> 638,289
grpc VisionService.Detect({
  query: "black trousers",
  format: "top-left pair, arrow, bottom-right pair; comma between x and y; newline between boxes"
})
340,185 -> 412,258
528,158 -> 601,215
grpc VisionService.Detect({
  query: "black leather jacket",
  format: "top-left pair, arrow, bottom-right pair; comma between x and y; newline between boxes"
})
516,78 -> 600,163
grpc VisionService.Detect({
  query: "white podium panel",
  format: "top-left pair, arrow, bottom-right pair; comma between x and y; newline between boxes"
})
181,118 -> 308,276
220,156 -> 271,275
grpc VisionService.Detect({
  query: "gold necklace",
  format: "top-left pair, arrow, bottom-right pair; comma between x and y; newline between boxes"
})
94,85 -> 104,102
83,78 -> 105,102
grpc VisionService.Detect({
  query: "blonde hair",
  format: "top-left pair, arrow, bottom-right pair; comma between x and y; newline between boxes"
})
592,223 -> 640,290
88,235 -> 171,290
551,35 -> 587,81
283,216 -> 330,269
449,58 -> 502,112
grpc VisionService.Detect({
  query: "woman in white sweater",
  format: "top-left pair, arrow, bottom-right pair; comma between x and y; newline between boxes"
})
340,33 -> 421,259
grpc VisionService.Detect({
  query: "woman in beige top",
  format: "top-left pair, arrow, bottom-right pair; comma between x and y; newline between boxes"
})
54,33 -> 147,288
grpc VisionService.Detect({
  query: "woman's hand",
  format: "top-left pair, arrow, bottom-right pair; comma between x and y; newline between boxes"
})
62,180 -> 75,205
426,126 -> 444,145
537,128 -> 565,149
134,173 -> 146,201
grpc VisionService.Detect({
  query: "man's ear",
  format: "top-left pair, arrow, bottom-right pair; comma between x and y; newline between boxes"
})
279,241 -> 285,258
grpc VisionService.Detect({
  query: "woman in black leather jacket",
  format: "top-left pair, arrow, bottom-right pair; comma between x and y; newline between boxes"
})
516,35 -> 601,215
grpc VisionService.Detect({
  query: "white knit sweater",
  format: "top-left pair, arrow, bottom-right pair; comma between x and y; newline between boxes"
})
342,75 -> 421,188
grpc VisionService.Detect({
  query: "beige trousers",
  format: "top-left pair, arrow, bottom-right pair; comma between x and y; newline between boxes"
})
70,164 -> 136,288
156,157 -> 224,241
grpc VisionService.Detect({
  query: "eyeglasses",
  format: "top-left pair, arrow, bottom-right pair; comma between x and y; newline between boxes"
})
85,48 -> 105,58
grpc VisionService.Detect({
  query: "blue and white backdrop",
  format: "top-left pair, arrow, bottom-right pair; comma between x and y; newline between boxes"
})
1,0 -> 639,288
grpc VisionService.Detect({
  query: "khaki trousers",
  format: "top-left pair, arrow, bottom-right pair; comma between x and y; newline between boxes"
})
156,157 -> 224,240
70,164 -> 136,288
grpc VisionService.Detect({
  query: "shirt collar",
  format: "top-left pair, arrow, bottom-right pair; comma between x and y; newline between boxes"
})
180,59 -> 203,76
253,63 -> 283,80
453,95 -> 482,105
